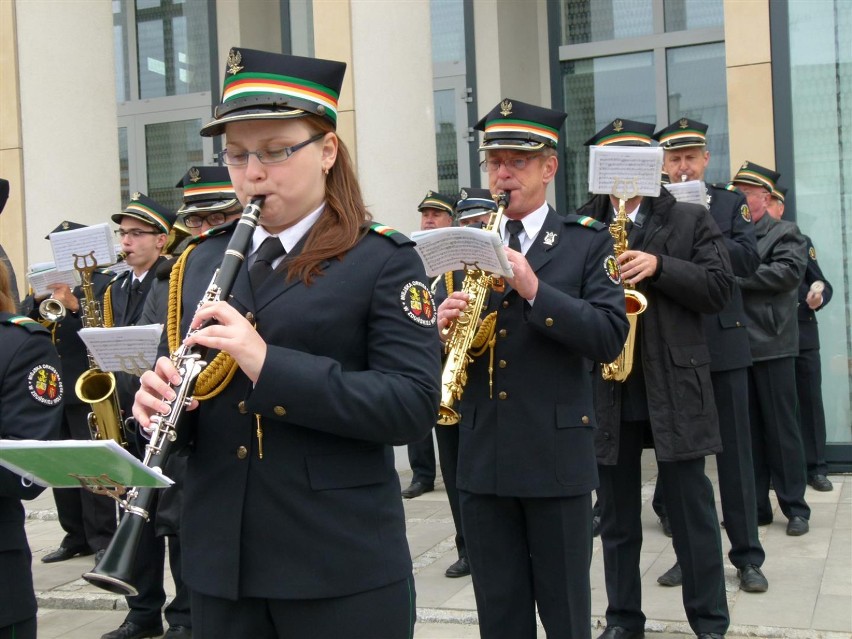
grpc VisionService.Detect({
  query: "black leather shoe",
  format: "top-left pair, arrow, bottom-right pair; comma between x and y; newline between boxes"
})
444,557 -> 470,578
164,626 -> 192,638
737,564 -> 768,592
401,481 -> 433,499
100,621 -> 164,639
808,475 -> 833,492
696,634 -> 724,639
657,562 -> 682,587
786,516 -> 809,536
658,515 -> 672,537
41,545 -> 93,563
597,627 -> 645,639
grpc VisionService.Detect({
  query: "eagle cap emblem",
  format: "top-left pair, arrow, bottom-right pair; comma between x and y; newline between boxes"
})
741,161 -> 749,169
499,99 -> 513,117
227,49 -> 243,76
132,192 -> 142,201
679,118 -> 689,129
62,221 -> 70,230
460,189 -> 468,200
188,167 -> 201,183
613,119 -> 624,132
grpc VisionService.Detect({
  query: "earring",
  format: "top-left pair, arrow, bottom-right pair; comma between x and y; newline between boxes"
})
323,167 -> 329,176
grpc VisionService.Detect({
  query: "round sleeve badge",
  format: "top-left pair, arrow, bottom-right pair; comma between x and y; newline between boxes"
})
809,246 -> 817,260
604,255 -> 622,285
400,280 -> 437,327
740,204 -> 751,222
28,364 -> 64,406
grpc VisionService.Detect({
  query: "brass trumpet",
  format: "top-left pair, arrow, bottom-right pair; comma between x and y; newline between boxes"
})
38,297 -> 66,322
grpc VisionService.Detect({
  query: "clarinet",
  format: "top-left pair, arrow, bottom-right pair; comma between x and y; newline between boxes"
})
83,196 -> 264,596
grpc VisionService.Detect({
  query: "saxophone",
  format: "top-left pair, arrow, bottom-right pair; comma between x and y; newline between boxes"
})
437,193 -> 508,426
601,194 -> 648,382
74,252 -> 127,445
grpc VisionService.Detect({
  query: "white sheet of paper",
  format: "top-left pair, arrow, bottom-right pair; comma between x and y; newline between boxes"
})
412,226 -> 514,278
588,146 -> 663,197
26,267 -> 80,297
664,180 -> 708,208
50,223 -> 116,272
78,324 -> 164,376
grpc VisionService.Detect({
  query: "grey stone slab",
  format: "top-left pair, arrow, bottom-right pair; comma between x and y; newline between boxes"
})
812,593 -> 852,633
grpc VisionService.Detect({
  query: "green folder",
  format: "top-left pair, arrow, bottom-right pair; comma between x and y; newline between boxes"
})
0,439 -> 173,489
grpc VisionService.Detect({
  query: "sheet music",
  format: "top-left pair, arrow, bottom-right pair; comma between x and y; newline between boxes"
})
412,226 -> 514,278
49,223 -> 116,272
26,266 -> 80,297
664,180 -> 708,208
588,146 -> 663,197
78,324 -> 163,376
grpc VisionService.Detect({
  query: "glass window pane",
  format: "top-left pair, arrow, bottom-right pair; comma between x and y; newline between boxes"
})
787,0 -> 852,444
434,89 -> 459,196
118,127 -> 129,208
560,52 -> 655,211
431,0 -> 465,65
113,1 -> 130,102
560,0 -> 653,46
664,0 -> 723,32
145,119 -> 203,213
666,43 -> 729,185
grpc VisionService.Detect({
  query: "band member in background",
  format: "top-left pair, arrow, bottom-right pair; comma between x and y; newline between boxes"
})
583,119 -> 733,639
133,48 -> 440,638
0,259 -> 63,639
456,187 -> 496,227
732,162 -> 811,537
651,118 -> 767,593
438,99 -> 628,639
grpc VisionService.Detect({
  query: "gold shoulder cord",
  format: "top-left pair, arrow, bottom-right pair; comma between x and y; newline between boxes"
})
167,245 -> 239,400
103,285 -> 114,327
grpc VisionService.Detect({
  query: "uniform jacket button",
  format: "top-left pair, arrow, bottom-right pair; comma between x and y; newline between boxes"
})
603,432 -> 611,440
498,391 -> 507,400
245,311 -> 254,323
273,405 -> 287,417
502,300 -> 509,308
581,415 -> 590,424
498,359 -> 507,368
545,318 -> 554,327
237,446 -> 248,459
498,328 -> 507,338
690,357 -> 697,365
237,401 -> 248,414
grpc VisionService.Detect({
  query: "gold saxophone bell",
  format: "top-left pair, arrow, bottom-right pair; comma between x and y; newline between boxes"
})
39,297 -> 66,322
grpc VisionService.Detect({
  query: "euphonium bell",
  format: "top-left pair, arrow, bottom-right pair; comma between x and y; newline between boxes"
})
39,297 -> 66,322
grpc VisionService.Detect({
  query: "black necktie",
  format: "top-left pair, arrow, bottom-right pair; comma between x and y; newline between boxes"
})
127,278 -> 143,319
250,237 -> 286,290
506,220 -> 524,253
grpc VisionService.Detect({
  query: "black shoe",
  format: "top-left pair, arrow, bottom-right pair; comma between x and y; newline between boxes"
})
786,516 -> 809,536
592,513 -> 601,538
41,545 -> 94,563
100,621 -> 164,639
696,634 -> 724,639
737,564 -> 768,592
401,481 -> 433,499
164,626 -> 192,638
597,627 -> 645,639
808,475 -> 833,492
444,557 -> 470,578
658,515 -> 672,537
657,562 -> 682,587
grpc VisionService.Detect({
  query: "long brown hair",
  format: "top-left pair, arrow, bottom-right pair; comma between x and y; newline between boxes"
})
286,115 -> 373,284
0,260 -> 16,313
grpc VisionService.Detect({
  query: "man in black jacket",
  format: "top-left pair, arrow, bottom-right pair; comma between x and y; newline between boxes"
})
585,119 -> 733,639
733,162 -> 810,536
651,118 -> 767,593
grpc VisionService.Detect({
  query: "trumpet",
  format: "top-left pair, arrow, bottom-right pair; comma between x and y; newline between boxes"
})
39,297 -> 66,322
83,196 -> 265,596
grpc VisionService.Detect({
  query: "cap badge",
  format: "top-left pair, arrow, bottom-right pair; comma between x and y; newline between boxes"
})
499,99 -> 513,117
62,221 -> 70,230
679,118 -> 689,129
613,119 -> 624,132
132,192 -> 142,201
460,189 -> 468,200
741,161 -> 749,169
543,231 -> 557,246
227,49 -> 243,76
426,190 -> 433,198
189,167 -> 201,183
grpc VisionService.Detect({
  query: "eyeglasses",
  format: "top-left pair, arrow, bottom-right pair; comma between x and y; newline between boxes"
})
219,133 -> 325,166
480,155 -> 540,173
115,229 -> 161,239
183,211 -> 231,228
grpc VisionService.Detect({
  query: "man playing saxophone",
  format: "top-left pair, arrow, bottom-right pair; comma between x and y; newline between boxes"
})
437,99 -> 628,639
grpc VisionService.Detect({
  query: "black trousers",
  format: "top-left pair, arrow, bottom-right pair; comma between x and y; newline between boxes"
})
435,424 -> 465,559
406,429 -> 436,485
190,576 -> 415,639
0,617 -> 36,639
749,359 -> 810,521
795,347 -> 829,478
52,403 -> 117,552
460,490 -> 593,639
598,420 -> 729,636
652,368 -> 764,568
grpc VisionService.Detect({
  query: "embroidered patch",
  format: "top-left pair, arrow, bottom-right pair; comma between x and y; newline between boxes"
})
400,281 -> 436,327
27,364 -> 63,406
809,246 -> 816,260
740,204 -> 751,223
604,255 -> 622,285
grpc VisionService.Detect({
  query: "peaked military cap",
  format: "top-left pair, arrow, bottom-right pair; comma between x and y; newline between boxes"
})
456,188 -> 497,221
661,171 -> 671,185
418,190 -> 456,217
44,220 -> 86,240
732,161 -> 780,193
584,118 -> 656,147
654,118 -> 708,150
176,166 -> 239,214
475,98 -> 566,151
111,192 -> 175,234
772,185 -> 787,202
201,47 -> 347,137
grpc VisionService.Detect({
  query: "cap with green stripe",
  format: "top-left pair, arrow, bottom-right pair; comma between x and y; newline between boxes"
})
201,48 -> 347,137
418,190 -> 456,217
176,166 -> 239,214
111,192 -> 175,234
584,118 -> 655,147
654,118 -> 708,150
475,98 -> 566,151
732,161 -> 780,193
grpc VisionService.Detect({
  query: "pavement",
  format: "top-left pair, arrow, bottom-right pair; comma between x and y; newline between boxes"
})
24,447 -> 852,639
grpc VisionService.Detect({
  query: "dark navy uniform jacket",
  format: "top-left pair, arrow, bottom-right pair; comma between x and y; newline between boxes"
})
455,207 -> 629,498
798,235 -> 833,351
167,221 -> 441,601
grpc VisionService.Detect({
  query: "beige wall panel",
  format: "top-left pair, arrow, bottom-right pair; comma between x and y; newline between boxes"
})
495,0 -> 542,104
313,0 -> 355,114
16,0 -> 120,266
726,63 -> 776,174
474,0 -> 502,112
349,0 -> 436,234
335,109 -> 357,170
216,0 -> 242,78
724,0 -> 771,68
0,0 -> 21,151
